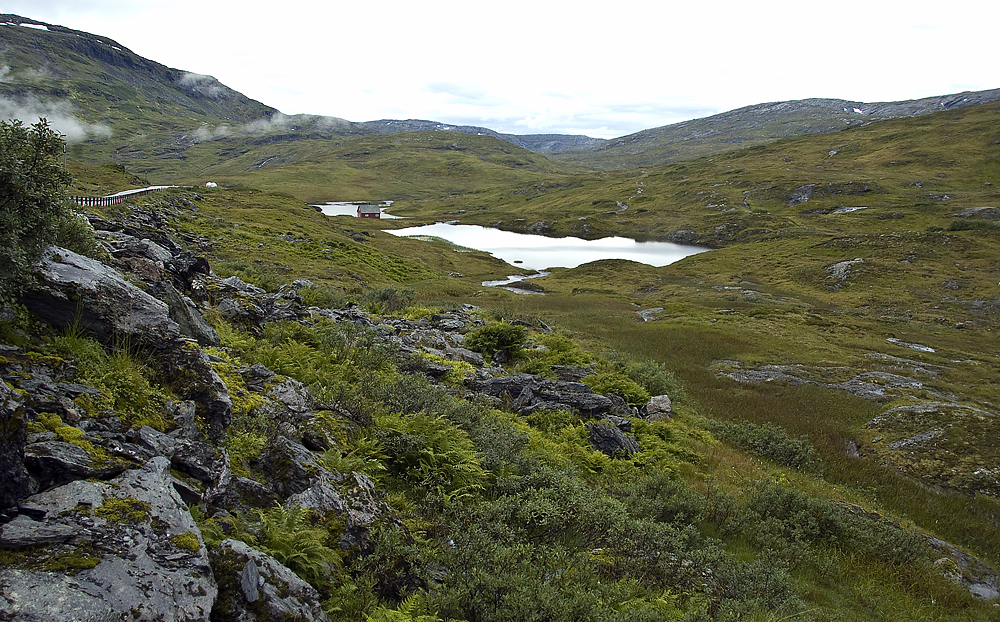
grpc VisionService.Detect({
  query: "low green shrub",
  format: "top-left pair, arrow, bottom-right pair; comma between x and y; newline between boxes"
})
462,320 -> 527,359
299,285 -> 347,309
702,420 -> 821,473
947,219 -> 998,231
622,471 -> 709,526
624,360 -> 686,402
583,372 -> 650,407
739,480 -> 925,566
361,286 -> 415,314
516,332 -> 594,376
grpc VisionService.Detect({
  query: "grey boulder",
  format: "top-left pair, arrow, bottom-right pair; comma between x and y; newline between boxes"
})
19,246 -> 181,347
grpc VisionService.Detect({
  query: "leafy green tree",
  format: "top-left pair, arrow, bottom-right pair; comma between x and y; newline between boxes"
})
0,118 -> 81,301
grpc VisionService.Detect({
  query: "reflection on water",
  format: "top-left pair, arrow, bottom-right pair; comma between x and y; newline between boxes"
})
386,222 -> 707,271
482,271 -> 551,294
313,201 -> 408,219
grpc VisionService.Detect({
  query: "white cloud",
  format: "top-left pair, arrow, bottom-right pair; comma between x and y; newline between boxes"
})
0,94 -> 112,142
177,72 -> 226,99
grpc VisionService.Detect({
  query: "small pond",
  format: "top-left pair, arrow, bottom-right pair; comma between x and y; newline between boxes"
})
314,200 -> 408,219
385,222 -> 708,272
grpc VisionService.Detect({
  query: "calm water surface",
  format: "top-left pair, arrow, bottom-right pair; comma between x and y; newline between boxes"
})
386,222 -> 708,271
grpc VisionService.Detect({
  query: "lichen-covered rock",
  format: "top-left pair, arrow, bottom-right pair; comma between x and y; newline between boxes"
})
587,421 -> 641,457
0,379 -> 29,510
19,246 -> 181,347
0,457 -> 217,621
287,471 -> 403,551
468,372 -> 621,417
253,437 -> 327,500
217,297 -> 267,327
24,440 -> 131,493
443,346 -> 483,367
265,377 -> 314,414
201,449 -> 278,514
211,538 -> 331,622
156,339 -> 232,439
644,394 -> 674,421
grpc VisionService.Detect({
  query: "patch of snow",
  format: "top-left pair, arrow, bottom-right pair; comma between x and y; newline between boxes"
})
886,338 -> 935,353
853,107 -> 864,114
19,23 -> 49,30
832,206 -> 870,214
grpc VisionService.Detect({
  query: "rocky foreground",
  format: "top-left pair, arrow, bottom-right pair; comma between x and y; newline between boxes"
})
0,204 -> 682,620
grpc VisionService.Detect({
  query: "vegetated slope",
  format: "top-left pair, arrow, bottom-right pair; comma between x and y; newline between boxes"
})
362,118 -> 607,153
412,98 -> 1000,245
0,16 -> 573,195
174,130 -> 581,203
0,15 -> 276,128
6,12 -> 999,195
384,99 -> 1000,563
551,89 -> 1000,170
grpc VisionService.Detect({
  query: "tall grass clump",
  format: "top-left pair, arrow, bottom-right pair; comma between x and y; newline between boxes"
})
51,331 -> 170,431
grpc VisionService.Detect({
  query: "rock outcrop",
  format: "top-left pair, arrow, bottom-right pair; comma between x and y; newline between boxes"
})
212,539 -> 331,622
0,458 -> 217,622
0,379 -> 29,511
466,372 -> 632,418
19,246 -> 181,347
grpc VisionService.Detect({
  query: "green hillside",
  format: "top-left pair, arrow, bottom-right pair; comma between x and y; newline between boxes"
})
2,14 -> 1000,622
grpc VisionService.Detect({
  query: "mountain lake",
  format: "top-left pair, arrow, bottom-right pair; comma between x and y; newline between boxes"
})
385,222 -> 708,272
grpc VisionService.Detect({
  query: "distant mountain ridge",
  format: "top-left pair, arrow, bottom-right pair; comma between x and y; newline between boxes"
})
549,90 -> 1000,170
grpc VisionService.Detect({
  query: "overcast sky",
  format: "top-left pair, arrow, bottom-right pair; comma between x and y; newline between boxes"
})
4,0 -> 999,139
